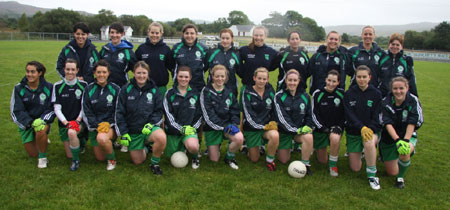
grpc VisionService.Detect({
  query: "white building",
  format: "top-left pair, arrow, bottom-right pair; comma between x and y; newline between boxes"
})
229,25 -> 255,37
100,26 -> 133,41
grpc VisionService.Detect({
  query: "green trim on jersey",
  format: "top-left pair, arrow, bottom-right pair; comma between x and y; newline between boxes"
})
280,92 -> 287,103
173,43 -> 184,58
280,51 -> 290,66
126,84 -> 133,94
196,43 -> 206,56
379,56 -> 390,67
64,48 -> 70,56
231,52 -> 240,65
335,90 -> 344,99
88,84 -> 98,98
43,86 -> 51,97
352,49 -> 360,63
317,92 -> 325,103
107,84 -> 116,96
301,94 -> 308,106
19,88 -> 26,97
208,49 -> 221,64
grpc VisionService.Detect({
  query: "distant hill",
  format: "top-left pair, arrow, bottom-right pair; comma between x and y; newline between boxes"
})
325,22 -> 440,37
0,1 -> 93,18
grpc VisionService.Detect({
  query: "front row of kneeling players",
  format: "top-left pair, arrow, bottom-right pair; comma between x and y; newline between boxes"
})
11,60 -> 423,190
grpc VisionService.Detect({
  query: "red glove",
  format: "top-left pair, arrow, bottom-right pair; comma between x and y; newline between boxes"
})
67,121 -> 80,132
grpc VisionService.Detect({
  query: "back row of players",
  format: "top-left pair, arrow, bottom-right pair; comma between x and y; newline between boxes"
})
11,22 -> 423,190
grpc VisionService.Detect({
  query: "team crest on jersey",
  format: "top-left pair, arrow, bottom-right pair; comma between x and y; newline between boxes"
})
75,89 -> 82,99
195,51 -> 201,58
146,93 -> 153,103
367,100 -> 373,107
106,94 -> 113,104
300,103 -> 305,114
334,98 -> 341,107
334,57 -> 340,65
229,59 -> 236,67
89,57 -> 94,64
299,57 -> 305,65
374,55 -> 380,64
265,54 -> 269,61
402,110 -> 408,122
189,98 -> 196,108
265,98 -> 272,108
160,54 -> 165,61
225,98 -> 231,108
118,52 -> 125,60
397,66 -> 404,73
39,93 -> 46,104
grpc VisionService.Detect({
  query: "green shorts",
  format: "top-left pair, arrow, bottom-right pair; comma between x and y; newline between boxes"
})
279,133 -> 295,150
18,127 -> 34,144
204,130 -> 226,146
379,137 -> 417,161
165,134 -> 198,157
346,133 -> 380,153
158,86 -> 167,97
243,130 -> 264,148
129,126 -> 161,151
313,131 -> 329,149
58,126 -> 85,142
238,85 -> 246,110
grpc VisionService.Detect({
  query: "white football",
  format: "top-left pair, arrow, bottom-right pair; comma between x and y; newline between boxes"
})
288,161 -> 307,178
171,151 -> 188,168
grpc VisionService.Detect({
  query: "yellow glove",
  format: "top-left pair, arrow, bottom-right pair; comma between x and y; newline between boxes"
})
361,126 -> 374,142
97,122 -> 110,133
264,121 -> 278,131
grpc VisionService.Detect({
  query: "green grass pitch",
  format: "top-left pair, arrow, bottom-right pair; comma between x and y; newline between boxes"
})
0,41 -> 449,209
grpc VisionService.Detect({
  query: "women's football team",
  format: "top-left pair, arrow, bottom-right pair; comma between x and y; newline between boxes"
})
11,22 -> 423,190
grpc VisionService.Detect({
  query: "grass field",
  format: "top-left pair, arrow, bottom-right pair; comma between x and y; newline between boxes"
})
0,41 -> 449,209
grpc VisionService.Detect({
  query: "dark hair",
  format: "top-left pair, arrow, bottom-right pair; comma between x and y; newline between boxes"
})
109,22 -> 124,33
287,31 -> 301,41
389,33 -> 404,46
26,61 -> 46,78
327,69 -> 340,81
94,59 -> 110,72
355,65 -> 371,75
133,61 -> 150,73
177,65 -> 192,77
182,24 -> 198,34
73,22 -> 90,33
65,58 -> 78,69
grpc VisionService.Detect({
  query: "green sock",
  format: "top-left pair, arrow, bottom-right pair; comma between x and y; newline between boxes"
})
301,160 -> 310,166
266,155 -> 275,163
329,155 -> 338,168
106,150 -> 115,160
70,146 -> 81,161
366,166 -> 377,178
38,152 -> 47,158
398,159 -> 411,178
226,150 -> 235,160
151,156 -> 161,165
191,152 -> 198,159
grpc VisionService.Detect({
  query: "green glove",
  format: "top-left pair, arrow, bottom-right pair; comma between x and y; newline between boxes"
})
32,118 -> 45,132
181,125 -> 196,136
396,139 -> 411,155
297,125 -> 312,135
142,123 -> 154,135
120,134 -> 131,147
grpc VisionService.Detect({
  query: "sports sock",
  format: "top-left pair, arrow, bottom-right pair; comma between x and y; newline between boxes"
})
70,146 -> 80,161
329,155 -> 338,168
38,152 -> 47,158
366,165 -> 377,178
191,152 -> 198,159
151,156 -> 161,165
266,154 -> 275,163
226,150 -> 235,160
301,159 -> 310,166
397,159 -> 411,178
106,150 -> 115,160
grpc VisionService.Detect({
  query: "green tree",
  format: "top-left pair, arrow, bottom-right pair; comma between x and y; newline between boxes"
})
85,9 -> 118,34
120,15 -> 152,36
172,18 -> 195,32
227,10 -> 251,25
430,21 -> 450,50
18,13 -> 29,32
29,8 -> 82,32
342,33 -> 350,43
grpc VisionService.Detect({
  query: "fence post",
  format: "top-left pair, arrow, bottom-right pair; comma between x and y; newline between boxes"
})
10,32 -> 13,40
27,32 -> 29,40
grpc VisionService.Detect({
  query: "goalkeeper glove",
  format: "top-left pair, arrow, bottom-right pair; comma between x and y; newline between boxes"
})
224,124 -> 239,136
361,126 -> 374,142
264,121 -> 278,131
32,118 -> 45,132
297,125 -> 312,135
120,134 -> 131,147
67,120 -> 80,132
396,139 -> 411,155
142,123 -> 154,135
97,122 -> 110,133
181,125 -> 196,136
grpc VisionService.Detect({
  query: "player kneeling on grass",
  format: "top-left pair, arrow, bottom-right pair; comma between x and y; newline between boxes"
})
274,69 -> 314,175
200,65 -> 243,169
242,67 -> 279,171
344,65 -> 382,190
311,70 -> 345,176
82,60 -> 121,171
115,61 -> 167,175
380,77 -> 423,189
52,59 -> 88,171
11,61 -> 55,168
163,66 -> 202,169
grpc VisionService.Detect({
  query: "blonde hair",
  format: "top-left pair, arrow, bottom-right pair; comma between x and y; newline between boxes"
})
286,69 -> 300,80
362,25 -> 375,34
253,67 -> 269,77
249,26 -> 268,52
390,76 -> 409,90
211,64 -> 229,83
148,22 -> 164,33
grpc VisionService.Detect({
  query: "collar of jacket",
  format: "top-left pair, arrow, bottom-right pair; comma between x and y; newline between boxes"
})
20,76 -> 47,90
69,38 -> 94,49
145,37 -> 165,47
130,78 -> 155,91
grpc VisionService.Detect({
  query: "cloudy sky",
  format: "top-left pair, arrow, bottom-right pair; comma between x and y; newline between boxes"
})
10,0 -> 450,26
